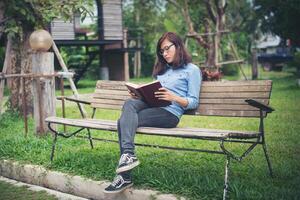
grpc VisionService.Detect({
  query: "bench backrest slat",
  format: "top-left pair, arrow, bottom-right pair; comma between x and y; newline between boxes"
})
91,80 -> 272,118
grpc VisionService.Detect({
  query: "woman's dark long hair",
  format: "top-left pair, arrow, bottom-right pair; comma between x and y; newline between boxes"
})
152,32 -> 192,77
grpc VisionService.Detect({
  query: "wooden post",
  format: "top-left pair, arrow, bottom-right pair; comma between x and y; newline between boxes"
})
52,41 -> 87,118
252,48 -> 258,80
60,77 -> 66,132
228,37 -> 247,80
21,77 -> 28,136
136,34 -> 141,78
32,52 -> 56,135
123,29 -> 129,81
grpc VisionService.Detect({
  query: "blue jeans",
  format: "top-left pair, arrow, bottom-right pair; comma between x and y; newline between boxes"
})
117,98 -> 179,155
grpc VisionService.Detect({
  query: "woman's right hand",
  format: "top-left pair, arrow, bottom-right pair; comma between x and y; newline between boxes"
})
128,90 -> 139,99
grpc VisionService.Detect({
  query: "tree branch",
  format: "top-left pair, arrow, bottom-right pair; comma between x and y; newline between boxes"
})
183,0 -> 194,33
205,0 -> 216,24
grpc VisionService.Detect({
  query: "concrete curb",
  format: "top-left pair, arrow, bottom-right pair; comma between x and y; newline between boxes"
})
0,160 -> 184,200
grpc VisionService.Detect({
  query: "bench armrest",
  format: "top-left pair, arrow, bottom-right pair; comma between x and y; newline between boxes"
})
245,99 -> 274,113
57,96 -> 92,105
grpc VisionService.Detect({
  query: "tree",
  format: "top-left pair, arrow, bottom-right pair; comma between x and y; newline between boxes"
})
254,0 -> 300,45
167,0 -> 248,80
122,0 -> 255,78
123,0 -> 167,76
0,0 -> 92,114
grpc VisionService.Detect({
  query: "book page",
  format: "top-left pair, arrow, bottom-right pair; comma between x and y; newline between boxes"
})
125,82 -> 139,89
125,82 -> 143,99
140,80 -> 159,87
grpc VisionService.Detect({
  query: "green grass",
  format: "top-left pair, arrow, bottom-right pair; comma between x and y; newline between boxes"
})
0,180 -> 58,200
1,66 -> 300,200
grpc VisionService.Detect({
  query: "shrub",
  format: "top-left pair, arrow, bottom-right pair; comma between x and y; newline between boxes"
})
221,64 -> 239,76
287,51 -> 300,76
221,54 -> 240,76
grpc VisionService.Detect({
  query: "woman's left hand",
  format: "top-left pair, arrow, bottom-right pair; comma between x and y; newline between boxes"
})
155,87 -> 176,102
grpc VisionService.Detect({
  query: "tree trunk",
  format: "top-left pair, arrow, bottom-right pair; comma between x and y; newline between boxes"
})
214,0 -> 226,70
134,40 -> 142,78
133,3 -> 140,78
204,19 -> 215,68
168,0 -> 227,81
0,36 -> 12,113
8,31 -> 33,115
252,49 -> 258,80
21,31 -> 33,114
8,35 -> 21,111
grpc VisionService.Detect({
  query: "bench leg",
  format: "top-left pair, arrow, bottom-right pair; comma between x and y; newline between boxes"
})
262,141 -> 273,177
87,128 -> 94,149
50,133 -> 58,161
223,155 -> 230,200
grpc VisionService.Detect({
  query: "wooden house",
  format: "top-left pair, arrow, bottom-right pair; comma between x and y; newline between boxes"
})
49,0 -> 135,81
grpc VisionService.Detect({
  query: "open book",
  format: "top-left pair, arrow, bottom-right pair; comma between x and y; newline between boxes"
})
125,80 -> 171,107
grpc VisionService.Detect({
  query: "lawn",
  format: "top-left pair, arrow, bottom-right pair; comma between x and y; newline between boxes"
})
0,180 -> 58,200
0,66 -> 300,200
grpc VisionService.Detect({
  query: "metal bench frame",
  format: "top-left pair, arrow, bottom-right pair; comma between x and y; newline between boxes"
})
46,80 -> 274,200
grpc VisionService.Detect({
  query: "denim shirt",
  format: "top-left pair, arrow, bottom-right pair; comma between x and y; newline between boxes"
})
156,63 -> 202,119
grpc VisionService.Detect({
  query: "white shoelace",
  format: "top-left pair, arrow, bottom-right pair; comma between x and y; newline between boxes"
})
111,175 -> 124,188
119,153 -> 134,165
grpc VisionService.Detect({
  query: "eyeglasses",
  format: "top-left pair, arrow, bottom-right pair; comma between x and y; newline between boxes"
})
159,43 -> 174,55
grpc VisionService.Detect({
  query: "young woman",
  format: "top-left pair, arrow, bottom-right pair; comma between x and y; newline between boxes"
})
104,32 -> 202,193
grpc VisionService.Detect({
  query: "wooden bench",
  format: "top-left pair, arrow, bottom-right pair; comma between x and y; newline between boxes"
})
45,80 -> 274,200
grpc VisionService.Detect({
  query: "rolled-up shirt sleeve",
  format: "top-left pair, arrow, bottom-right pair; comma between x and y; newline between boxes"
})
184,66 -> 202,110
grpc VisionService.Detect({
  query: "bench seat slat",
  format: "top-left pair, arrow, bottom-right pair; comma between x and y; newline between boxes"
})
200,92 -> 270,99
46,117 -> 260,139
201,85 -> 271,93
96,80 -> 272,87
200,99 -> 269,105
91,98 -> 269,106
197,109 -> 265,117
93,95 -> 270,101
199,104 -> 260,111
90,103 -> 122,110
93,87 -> 271,94
91,99 -> 269,107
92,94 -> 129,100
93,92 -> 270,100
94,89 -> 128,95
95,85 -> 271,93
91,99 -> 125,105
201,80 -> 272,86
91,102 -> 262,111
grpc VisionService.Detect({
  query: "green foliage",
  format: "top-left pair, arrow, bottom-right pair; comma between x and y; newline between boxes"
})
254,0 -> 300,44
287,51 -> 300,77
0,47 -> 5,71
2,0 -> 94,37
122,0 -> 256,76
123,0 -> 168,76
221,64 -> 239,76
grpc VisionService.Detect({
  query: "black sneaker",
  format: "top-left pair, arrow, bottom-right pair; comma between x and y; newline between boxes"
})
103,174 -> 133,194
116,153 -> 140,173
